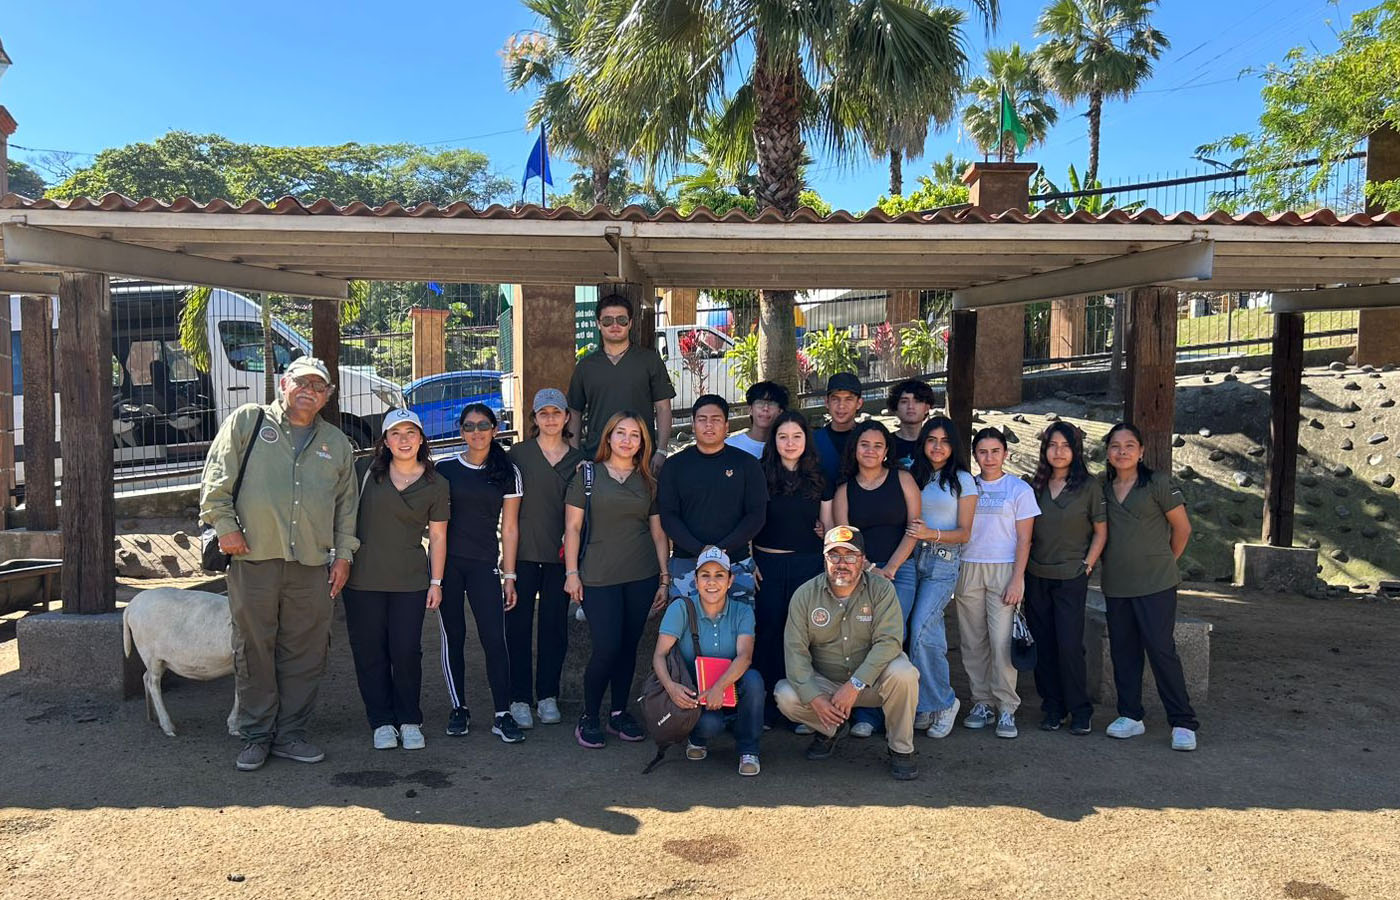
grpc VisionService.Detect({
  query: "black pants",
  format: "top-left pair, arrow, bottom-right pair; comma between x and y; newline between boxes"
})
581,575 -> 658,718
753,549 -> 822,722
1024,573 -> 1092,720
1105,587 -> 1200,730
342,588 -> 427,729
439,555 -> 511,714
506,561 -> 570,703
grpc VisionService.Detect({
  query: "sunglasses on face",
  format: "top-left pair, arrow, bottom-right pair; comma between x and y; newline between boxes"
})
598,315 -> 631,327
460,421 -> 494,433
825,552 -> 860,565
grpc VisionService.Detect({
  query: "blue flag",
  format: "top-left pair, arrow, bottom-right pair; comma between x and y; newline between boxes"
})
522,132 -> 553,191
426,282 -> 443,296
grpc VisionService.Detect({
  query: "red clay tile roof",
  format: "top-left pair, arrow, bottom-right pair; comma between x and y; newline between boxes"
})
5,192 -> 1400,226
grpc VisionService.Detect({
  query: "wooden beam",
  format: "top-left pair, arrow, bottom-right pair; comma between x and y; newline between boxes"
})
1122,286 -> 1178,472
953,241 -> 1214,309
2,223 -> 348,300
946,309 -> 977,453
1270,282 -> 1400,313
1263,312 -> 1304,547
0,272 -> 60,294
57,273 -> 115,614
19,295 -> 57,530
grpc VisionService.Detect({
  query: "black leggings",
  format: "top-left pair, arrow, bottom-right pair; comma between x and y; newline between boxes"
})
342,588 -> 427,729
439,555 -> 511,713
506,561 -> 571,703
753,549 -> 823,719
581,575 -> 658,718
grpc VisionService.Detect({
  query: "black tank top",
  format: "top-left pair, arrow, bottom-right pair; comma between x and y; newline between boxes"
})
845,469 -> 906,565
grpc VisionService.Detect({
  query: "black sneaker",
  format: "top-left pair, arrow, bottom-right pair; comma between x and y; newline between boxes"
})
1069,713 -> 1093,736
492,712 -> 526,744
575,714 -> 606,749
607,710 -> 646,742
446,707 -> 471,736
805,722 -> 851,761
1039,712 -> 1065,732
889,749 -> 919,781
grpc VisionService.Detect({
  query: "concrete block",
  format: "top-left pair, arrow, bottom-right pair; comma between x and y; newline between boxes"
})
1084,589 -> 1211,713
17,611 -> 144,701
1234,543 -> 1319,594
0,528 -> 62,560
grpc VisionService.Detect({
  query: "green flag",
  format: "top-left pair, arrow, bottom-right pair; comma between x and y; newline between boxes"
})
1000,87 -> 1028,155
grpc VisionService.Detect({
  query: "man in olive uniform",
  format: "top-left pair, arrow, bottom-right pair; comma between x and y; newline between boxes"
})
774,526 -> 920,780
200,357 -> 360,772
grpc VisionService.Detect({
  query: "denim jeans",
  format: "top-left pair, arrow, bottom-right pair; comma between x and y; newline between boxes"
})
689,668 -> 765,756
852,557 -> 916,731
909,543 -> 962,714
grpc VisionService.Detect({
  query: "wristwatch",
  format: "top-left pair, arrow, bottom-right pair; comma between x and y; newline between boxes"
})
849,676 -> 868,692
429,578 -> 442,587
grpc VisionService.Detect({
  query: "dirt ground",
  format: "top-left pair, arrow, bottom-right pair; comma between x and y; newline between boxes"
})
2,583 -> 1397,900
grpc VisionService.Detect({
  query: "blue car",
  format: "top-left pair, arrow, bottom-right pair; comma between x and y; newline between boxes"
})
402,370 -> 504,441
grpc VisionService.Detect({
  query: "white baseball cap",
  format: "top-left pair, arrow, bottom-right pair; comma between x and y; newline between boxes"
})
695,545 -> 732,570
381,408 -> 425,434
284,356 -> 331,383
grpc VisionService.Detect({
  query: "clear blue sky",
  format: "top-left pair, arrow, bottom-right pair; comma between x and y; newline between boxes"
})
1,0 -> 1371,211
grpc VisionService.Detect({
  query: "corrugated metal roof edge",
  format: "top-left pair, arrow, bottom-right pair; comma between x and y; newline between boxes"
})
3,192 -> 1399,227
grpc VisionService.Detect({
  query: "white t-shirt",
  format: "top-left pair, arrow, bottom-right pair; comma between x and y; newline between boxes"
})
725,431 -> 765,458
962,473 -> 1039,564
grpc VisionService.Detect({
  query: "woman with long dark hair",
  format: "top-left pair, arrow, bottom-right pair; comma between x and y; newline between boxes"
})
564,410 -> 670,749
505,388 -> 585,730
833,419 -> 920,738
955,427 -> 1040,740
1026,422 -> 1106,736
1100,422 -> 1199,751
344,409 -> 449,751
752,410 -> 833,727
435,402 -> 525,744
904,415 -> 978,739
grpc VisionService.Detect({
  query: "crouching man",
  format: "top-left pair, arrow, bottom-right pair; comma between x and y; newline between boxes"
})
774,525 -> 920,780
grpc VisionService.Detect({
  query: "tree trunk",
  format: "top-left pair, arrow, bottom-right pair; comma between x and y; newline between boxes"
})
1086,91 -> 1103,188
591,153 -> 612,207
751,39 -> 805,399
889,149 -> 902,196
261,295 -> 276,404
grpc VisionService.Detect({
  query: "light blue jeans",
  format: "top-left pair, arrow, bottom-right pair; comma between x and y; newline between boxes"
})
852,557 -> 916,731
910,543 -> 962,715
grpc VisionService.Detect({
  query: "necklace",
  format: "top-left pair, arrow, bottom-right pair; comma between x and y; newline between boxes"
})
604,344 -> 629,364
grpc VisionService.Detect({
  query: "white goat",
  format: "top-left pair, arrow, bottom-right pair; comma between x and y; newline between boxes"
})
122,588 -> 239,737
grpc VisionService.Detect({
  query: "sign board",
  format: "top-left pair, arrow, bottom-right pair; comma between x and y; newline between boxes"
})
575,285 -> 599,357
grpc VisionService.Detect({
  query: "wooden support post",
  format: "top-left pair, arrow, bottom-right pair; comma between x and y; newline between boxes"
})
57,273 -> 115,614
663,288 -> 698,327
885,289 -> 920,326
946,309 -> 977,451
409,307 -> 450,381
1357,126 -> 1400,366
1263,312 -> 1304,547
597,282 -> 657,350
512,285 -> 579,431
311,299 -> 342,426
20,296 -> 57,531
1123,286 -> 1178,472
1048,297 -> 1087,364
0,296 -> 11,528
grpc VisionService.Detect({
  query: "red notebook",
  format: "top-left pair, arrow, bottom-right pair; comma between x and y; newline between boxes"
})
695,657 -> 737,707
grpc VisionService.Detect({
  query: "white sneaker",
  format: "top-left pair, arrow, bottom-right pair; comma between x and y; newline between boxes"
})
1106,716 -> 1146,739
794,724 -> 815,735
913,711 -> 934,731
995,709 -> 1018,739
926,699 -> 960,739
399,723 -> 425,750
850,721 -> 875,739
509,701 -> 535,730
372,724 -> 398,750
536,697 -> 562,724
963,702 -> 996,729
1171,727 -> 1198,751
738,754 -> 761,776
685,741 -> 708,761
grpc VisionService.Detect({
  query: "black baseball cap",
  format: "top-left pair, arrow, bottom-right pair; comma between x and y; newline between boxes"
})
826,372 -> 862,396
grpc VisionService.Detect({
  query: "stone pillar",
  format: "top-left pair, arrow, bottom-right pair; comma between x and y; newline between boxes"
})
1122,286 -> 1178,473
962,162 -> 1038,409
1357,126 -> 1400,366
0,106 -> 14,198
409,307 -> 449,381
1048,297 -> 1087,364
664,288 -> 698,327
512,284 -> 578,426
885,289 -> 920,326
19,296 -> 56,531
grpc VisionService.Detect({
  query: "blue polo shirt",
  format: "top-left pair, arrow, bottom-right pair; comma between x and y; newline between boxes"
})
659,596 -> 755,663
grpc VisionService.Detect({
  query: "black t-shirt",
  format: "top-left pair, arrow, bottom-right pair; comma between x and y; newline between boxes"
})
754,474 -> 835,553
658,444 -> 768,559
892,435 -> 920,471
437,455 -> 523,561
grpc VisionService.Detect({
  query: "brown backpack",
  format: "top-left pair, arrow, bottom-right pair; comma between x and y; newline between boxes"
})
638,597 -> 702,774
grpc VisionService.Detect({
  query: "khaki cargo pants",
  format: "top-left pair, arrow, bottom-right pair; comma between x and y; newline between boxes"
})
228,558 -> 333,745
774,654 -> 919,754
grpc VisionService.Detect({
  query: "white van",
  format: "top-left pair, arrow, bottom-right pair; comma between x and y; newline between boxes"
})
8,284 -> 403,485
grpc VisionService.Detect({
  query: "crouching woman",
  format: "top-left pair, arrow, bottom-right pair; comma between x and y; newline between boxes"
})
651,546 -> 763,776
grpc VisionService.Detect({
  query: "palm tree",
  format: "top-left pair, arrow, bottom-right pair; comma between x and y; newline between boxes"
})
578,0 -> 992,395
503,0 -> 623,206
963,43 -> 1058,161
1034,0 -> 1168,187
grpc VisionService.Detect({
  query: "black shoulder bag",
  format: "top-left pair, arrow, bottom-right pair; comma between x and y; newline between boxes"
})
200,409 -> 267,573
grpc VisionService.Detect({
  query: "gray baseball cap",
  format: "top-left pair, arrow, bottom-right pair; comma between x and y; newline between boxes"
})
532,387 -> 568,413
284,356 -> 331,383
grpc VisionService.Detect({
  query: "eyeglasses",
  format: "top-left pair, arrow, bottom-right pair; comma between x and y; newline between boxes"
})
460,421 -> 495,433
291,377 -> 333,395
598,315 -> 630,327
825,552 -> 860,565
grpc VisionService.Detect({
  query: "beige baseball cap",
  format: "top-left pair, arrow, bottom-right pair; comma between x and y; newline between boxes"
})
284,356 -> 331,382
